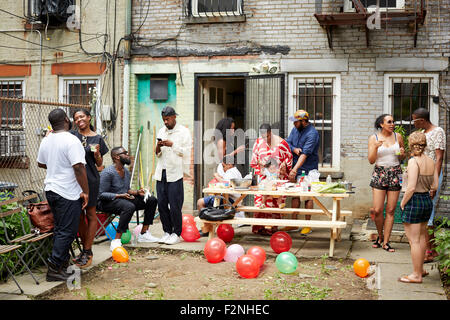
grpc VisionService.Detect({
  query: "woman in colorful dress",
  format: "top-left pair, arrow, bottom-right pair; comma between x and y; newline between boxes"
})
250,123 -> 293,235
368,114 -> 406,252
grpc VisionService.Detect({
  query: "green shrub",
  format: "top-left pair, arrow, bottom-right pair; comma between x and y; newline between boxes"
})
432,216 -> 450,283
0,191 -> 33,280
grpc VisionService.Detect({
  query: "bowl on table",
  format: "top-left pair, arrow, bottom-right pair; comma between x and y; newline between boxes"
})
230,178 -> 252,190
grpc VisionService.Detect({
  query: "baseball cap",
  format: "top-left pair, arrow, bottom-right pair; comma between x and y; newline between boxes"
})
161,106 -> 178,117
288,109 -> 309,122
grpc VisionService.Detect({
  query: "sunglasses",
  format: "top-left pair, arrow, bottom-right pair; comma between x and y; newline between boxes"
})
117,151 -> 128,156
412,118 -> 424,123
385,120 -> 394,124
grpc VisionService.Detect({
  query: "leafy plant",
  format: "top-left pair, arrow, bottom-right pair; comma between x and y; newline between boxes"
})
431,216 -> 450,282
394,125 -> 409,155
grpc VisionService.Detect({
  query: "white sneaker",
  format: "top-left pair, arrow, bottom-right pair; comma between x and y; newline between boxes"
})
164,233 -> 180,245
110,239 -> 122,251
158,232 -> 171,243
137,231 -> 160,243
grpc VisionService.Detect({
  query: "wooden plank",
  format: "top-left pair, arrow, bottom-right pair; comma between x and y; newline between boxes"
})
0,197 -> 20,207
0,207 -> 22,218
203,187 -> 350,198
194,217 -> 346,229
236,206 -> 352,216
311,197 -> 332,218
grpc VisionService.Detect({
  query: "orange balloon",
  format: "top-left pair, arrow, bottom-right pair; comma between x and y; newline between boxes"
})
353,258 -> 370,278
112,246 -> 129,263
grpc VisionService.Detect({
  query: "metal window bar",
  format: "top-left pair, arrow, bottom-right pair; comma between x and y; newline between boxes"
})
294,78 -> 334,167
62,79 -> 97,117
188,0 -> 244,17
390,77 -> 431,135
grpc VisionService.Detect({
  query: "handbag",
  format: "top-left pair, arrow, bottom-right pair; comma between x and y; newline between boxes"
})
27,201 -> 54,233
199,196 -> 236,221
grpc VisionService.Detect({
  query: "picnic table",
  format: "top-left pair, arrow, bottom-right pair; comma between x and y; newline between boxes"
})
194,186 -> 352,257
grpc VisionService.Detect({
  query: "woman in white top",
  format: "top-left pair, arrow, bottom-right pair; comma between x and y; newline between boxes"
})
368,114 -> 406,252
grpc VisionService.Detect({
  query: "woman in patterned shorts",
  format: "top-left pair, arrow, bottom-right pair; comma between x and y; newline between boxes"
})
368,114 -> 406,252
398,131 -> 438,284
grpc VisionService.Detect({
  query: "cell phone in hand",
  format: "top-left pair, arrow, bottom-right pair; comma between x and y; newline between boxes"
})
157,138 -> 162,141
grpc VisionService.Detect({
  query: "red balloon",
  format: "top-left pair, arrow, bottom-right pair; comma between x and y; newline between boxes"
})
216,224 -> 234,243
182,214 -> 195,227
181,224 -> 200,242
204,238 -> 227,263
270,231 -> 292,253
247,246 -> 266,267
236,254 -> 260,279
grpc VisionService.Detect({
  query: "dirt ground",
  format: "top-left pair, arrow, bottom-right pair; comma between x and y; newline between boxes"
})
38,248 -> 378,300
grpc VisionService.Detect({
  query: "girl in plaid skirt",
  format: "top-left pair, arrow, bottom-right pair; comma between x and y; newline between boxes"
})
399,131 -> 438,284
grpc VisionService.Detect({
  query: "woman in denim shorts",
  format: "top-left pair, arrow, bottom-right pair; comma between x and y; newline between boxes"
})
368,114 -> 406,253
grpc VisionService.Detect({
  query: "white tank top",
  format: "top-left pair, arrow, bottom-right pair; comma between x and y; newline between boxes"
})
375,133 -> 400,167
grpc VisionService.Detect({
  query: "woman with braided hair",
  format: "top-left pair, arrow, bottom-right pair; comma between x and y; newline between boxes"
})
398,131 -> 438,284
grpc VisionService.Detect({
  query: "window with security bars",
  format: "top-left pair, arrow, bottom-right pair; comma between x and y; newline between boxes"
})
390,77 -> 431,135
295,78 -> 334,166
189,0 -> 243,17
0,80 -> 24,127
0,80 -> 26,159
62,78 -> 98,106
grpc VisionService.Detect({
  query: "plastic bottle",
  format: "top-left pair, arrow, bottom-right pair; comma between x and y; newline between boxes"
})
326,174 -> 332,184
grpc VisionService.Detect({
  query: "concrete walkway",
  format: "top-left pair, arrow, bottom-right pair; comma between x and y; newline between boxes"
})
0,218 -> 446,300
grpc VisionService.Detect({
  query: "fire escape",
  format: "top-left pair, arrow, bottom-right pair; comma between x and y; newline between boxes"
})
314,0 -> 427,49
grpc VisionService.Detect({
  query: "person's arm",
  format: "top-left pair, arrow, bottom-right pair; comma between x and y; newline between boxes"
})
250,139 -> 261,175
73,163 -> 89,210
368,135 -> 383,164
400,158 -> 419,210
98,170 -> 120,200
397,133 -> 406,161
285,129 -> 302,157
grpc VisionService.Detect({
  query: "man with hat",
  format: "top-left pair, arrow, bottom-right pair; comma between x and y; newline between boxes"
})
154,106 -> 192,245
285,109 -> 320,235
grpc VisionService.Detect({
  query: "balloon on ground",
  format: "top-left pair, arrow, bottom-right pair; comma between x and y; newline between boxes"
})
112,246 -> 129,263
224,244 -> 245,263
353,258 -> 370,278
246,246 -> 266,267
275,252 -> 298,274
181,224 -> 201,242
236,254 -> 260,279
121,229 -> 132,244
204,237 -> 227,263
182,214 -> 195,226
216,224 -> 234,243
105,222 -> 118,240
270,231 -> 292,253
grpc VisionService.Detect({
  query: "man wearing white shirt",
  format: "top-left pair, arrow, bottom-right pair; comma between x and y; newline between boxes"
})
155,106 -> 192,245
37,109 -> 89,282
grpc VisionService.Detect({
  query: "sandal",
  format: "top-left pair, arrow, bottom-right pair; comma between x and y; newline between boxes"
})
398,275 -> 422,284
383,242 -> 395,252
372,236 -> 383,248
75,250 -> 93,269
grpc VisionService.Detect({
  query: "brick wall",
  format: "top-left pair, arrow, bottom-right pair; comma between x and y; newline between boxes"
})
130,0 -> 449,216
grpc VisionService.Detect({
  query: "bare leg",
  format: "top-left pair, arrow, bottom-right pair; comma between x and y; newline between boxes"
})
403,222 -> 426,282
305,199 -> 313,220
372,188 -> 387,245
382,190 -> 400,251
83,206 -> 97,251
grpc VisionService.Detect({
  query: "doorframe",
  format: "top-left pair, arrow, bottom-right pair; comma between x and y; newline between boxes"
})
193,73 -> 248,208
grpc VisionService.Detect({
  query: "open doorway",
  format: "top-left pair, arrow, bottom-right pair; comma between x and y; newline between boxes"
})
198,77 -> 245,190
194,73 -> 285,207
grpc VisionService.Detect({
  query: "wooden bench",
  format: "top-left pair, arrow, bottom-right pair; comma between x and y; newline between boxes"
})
236,206 -> 352,217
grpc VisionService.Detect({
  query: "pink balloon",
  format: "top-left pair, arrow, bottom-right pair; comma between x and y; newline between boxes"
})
224,244 -> 245,263
133,224 -> 143,237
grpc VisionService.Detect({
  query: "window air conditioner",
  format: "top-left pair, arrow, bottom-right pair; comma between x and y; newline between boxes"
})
343,0 -> 405,13
0,130 -> 26,157
28,0 -> 75,22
